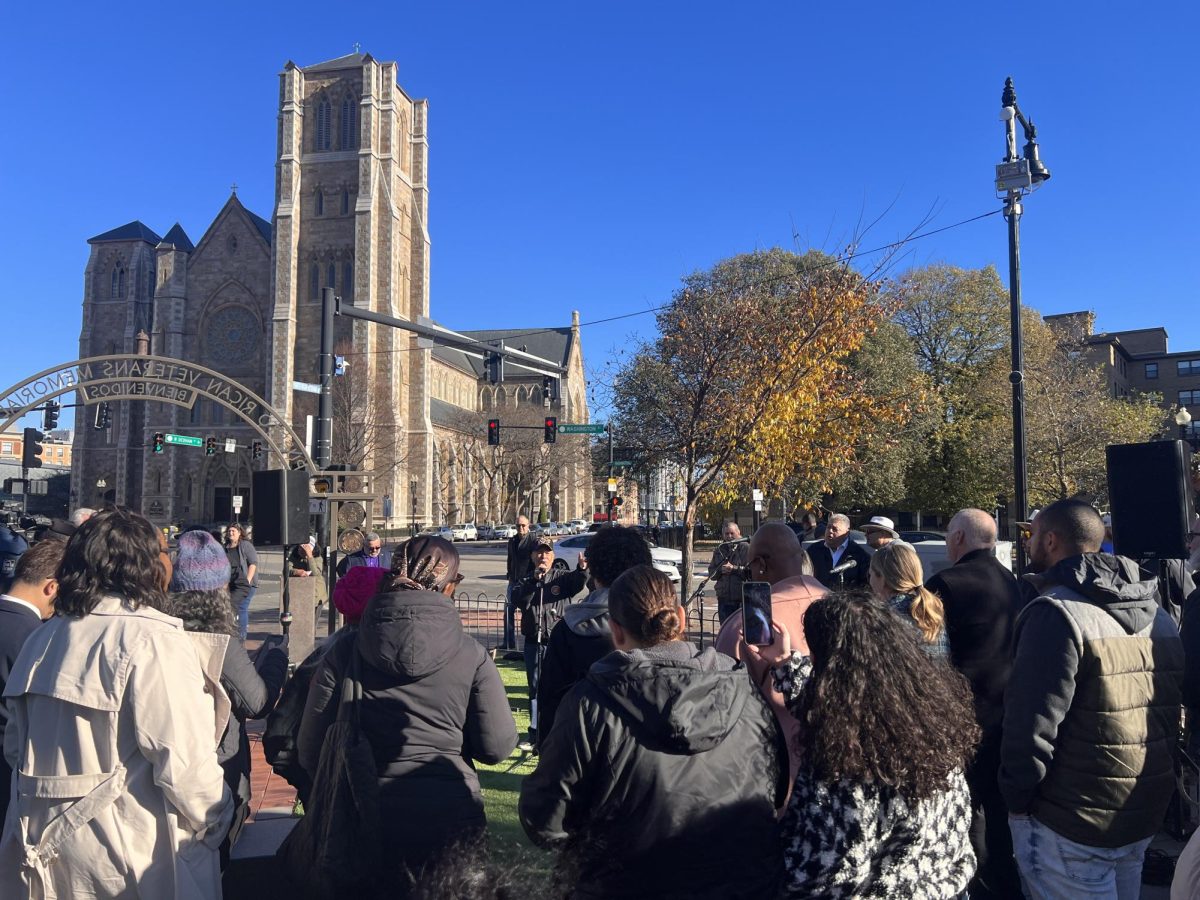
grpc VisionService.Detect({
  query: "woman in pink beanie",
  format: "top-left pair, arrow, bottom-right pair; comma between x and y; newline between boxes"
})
332,565 -> 388,624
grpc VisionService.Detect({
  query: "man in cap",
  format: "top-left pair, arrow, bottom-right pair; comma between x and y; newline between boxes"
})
511,535 -> 588,748
861,515 -> 898,550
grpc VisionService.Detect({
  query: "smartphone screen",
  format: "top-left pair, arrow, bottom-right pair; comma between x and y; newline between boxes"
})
742,582 -> 773,646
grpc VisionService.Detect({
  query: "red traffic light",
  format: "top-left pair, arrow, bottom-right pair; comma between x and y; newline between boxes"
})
487,419 -> 500,446
544,416 -> 557,443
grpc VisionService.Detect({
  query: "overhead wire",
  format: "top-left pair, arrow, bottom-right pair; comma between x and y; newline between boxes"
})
338,205 -> 1005,359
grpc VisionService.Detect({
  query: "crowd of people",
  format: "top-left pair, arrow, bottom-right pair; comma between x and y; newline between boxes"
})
0,497 -> 1196,899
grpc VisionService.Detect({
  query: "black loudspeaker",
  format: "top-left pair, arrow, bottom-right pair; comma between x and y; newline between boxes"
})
251,469 -> 310,546
1106,440 -> 1194,560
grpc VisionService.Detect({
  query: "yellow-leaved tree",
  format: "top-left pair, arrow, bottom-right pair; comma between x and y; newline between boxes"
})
611,248 -> 905,602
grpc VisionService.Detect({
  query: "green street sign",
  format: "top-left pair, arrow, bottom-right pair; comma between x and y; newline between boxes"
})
558,423 -> 606,434
164,433 -> 204,448
611,460 -> 633,467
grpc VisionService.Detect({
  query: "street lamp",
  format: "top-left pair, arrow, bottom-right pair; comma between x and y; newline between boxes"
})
996,76 -> 1051,573
1177,406 -> 1193,442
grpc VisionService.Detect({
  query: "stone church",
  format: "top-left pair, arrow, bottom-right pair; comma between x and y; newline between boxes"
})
70,51 -> 593,529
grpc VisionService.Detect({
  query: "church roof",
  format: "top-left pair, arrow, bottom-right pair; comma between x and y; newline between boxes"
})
430,398 -> 472,431
245,209 -> 272,245
461,327 -> 575,371
88,221 -> 162,245
431,345 -> 480,376
159,223 -> 194,252
303,52 -> 369,73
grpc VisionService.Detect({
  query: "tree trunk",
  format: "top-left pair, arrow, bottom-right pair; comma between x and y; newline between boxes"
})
680,489 -> 698,607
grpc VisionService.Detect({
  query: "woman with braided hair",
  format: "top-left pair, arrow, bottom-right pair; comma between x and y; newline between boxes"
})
297,536 -> 517,895
520,565 -> 786,899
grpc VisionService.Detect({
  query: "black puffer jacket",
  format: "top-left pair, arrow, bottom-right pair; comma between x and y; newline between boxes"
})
537,588 -> 613,745
511,564 -> 588,642
298,588 -> 518,885
520,641 -> 786,899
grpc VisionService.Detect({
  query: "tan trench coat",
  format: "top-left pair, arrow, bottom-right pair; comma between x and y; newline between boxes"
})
0,596 -> 233,899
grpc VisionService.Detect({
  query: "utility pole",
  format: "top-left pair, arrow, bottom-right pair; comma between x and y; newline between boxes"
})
995,76 -> 1051,573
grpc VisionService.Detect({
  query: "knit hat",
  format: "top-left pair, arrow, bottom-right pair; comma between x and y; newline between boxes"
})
333,565 -> 388,624
170,530 -> 231,593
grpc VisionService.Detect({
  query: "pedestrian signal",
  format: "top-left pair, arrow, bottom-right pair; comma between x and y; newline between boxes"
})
153,433 -> 165,454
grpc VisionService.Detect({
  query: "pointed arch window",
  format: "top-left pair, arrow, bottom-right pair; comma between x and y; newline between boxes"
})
327,263 -> 337,292
341,189 -> 350,216
315,94 -> 332,150
342,262 -> 354,301
310,263 -> 320,300
110,264 -> 126,299
315,189 -> 324,216
341,95 -> 357,149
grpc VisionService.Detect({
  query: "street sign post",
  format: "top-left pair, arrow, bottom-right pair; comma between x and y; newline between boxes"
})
611,460 -> 632,468
559,423 -> 606,434
224,438 -> 237,454
232,494 -> 243,514
163,433 -> 204,448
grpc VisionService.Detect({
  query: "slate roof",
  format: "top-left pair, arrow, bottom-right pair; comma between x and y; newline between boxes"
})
461,327 -> 574,375
431,345 -> 481,377
159,223 -> 194,252
430,398 -> 472,431
88,221 -> 162,245
245,209 -> 272,245
303,52 -> 369,73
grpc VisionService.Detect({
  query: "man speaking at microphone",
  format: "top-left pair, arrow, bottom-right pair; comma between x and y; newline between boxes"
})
807,513 -> 870,588
708,521 -> 751,623
511,535 -> 588,748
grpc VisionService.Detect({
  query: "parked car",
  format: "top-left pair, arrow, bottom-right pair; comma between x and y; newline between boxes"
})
899,530 -> 945,543
568,518 -> 588,534
432,525 -> 455,541
476,523 -> 494,541
448,523 -> 477,541
555,532 -> 684,584
535,522 -> 559,538
493,523 -> 517,540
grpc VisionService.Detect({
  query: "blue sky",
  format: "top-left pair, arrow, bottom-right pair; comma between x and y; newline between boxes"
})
2,1 -> 1196,424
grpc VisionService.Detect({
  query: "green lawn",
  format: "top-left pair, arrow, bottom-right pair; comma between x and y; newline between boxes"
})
479,657 -> 553,871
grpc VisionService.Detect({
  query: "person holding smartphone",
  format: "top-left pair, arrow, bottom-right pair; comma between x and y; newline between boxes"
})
520,565 -> 786,899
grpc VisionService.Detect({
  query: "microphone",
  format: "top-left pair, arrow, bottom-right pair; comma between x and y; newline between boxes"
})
830,559 -> 858,576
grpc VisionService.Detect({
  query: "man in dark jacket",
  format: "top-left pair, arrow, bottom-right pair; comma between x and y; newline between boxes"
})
1001,499 -> 1184,897
707,521 -> 750,623
536,526 -> 651,745
511,537 -> 588,746
924,508 -> 1022,900
806,513 -> 870,588
503,516 -> 536,649
0,540 -> 62,824
335,530 -> 392,577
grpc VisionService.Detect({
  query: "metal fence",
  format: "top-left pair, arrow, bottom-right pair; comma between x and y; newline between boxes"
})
454,591 -> 508,650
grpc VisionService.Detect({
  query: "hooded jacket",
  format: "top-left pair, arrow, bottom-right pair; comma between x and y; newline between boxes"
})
536,587 -> 613,744
520,641 -> 786,899
1000,553 -> 1184,848
298,588 -> 517,881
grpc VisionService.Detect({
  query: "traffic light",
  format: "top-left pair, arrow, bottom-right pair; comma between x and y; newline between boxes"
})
251,440 -> 264,460
22,428 -> 44,470
542,375 -> 553,404
153,433 -> 165,454
43,401 -> 59,431
486,352 -> 504,385
94,401 -> 112,430
544,416 -> 557,444
487,419 -> 500,446
205,436 -> 217,455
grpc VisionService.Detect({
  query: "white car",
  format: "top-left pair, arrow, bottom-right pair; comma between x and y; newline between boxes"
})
555,532 -> 683,584
433,525 -> 454,541
569,519 -> 589,534
493,524 -> 517,540
449,523 -> 477,541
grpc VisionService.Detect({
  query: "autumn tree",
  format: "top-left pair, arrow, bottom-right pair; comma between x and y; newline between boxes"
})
610,248 -> 902,603
892,264 -> 1012,514
982,312 -> 1165,506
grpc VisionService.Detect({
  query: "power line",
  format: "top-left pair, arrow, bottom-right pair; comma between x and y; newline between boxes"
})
340,205 -> 1005,359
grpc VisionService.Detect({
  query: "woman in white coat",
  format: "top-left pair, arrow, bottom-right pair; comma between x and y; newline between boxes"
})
0,507 -> 233,899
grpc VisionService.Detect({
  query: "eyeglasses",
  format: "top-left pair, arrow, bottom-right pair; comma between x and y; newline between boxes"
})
517,524 -> 530,530
367,545 -> 382,553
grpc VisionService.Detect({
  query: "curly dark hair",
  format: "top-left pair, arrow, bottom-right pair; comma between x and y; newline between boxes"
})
796,591 -> 979,801
55,507 -> 166,617
161,588 -> 238,638
586,526 -> 652,588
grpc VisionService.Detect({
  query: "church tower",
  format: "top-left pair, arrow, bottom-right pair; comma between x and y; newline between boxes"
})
269,52 -> 432,520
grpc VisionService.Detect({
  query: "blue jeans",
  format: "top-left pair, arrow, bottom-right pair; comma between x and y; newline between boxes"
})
1008,815 -> 1151,899
237,587 -> 256,642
